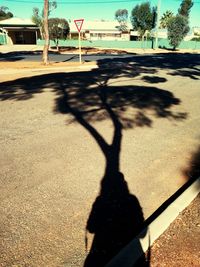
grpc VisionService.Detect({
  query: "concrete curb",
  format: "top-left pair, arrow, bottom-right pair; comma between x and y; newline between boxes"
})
105,177 -> 200,267
0,64 -> 98,75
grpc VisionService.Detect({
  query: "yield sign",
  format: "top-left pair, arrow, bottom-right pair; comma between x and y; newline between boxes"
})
74,19 -> 84,32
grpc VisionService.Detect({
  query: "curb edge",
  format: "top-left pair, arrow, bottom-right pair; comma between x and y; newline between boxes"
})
106,177 -> 200,267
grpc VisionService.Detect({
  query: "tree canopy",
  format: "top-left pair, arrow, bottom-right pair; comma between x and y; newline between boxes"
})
130,2 -> 156,38
167,15 -> 190,49
31,1 -> 57,38
32,7 -> 43,30
166,0 -> 193,49
48,18 -> 70,49
178,0 -> 193,18
115,9 -> 128,31
160,10 -> 174,29
0,6 -> 13,21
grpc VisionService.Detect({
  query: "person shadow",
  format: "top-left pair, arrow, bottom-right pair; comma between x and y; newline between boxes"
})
84,172 -> 148,267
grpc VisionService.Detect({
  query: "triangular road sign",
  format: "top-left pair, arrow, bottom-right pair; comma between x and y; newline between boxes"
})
74,19 -> 84,32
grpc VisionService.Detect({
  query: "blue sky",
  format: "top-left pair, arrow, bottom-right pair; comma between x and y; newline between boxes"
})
1,0 -> 200,27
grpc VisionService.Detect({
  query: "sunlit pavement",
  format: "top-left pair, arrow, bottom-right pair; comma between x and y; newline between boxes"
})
0,53 -> 200,266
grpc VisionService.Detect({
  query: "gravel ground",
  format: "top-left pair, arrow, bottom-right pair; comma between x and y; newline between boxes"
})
150,193 -> 200,267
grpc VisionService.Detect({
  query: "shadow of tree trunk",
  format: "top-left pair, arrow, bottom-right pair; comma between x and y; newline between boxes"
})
57,80 -> 149,267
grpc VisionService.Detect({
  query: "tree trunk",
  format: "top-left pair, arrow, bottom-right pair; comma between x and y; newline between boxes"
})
56,39 -> 59,51
43,0 -> 49,65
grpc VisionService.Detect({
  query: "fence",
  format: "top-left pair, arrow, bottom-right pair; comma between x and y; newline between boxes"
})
37,38 -> 200,50
0,34 -> 7,45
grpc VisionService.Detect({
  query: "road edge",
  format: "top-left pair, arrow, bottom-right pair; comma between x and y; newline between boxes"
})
105,177 -> 200,267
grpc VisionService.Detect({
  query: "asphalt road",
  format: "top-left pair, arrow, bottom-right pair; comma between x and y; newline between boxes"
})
0,51 -> 151,63
0,53 -> 200,267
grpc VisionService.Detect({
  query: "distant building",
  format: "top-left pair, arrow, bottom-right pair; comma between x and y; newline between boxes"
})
151,28 -> 196,41
69,20 -> 132,41
192,27 -> 200,35
0,17 -> 40,45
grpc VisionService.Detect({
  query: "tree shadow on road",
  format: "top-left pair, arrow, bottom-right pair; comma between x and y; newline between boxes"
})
0,50 -> 59,62
96,52 -> 200,81
182,145 -> 200,190
0,54 -> 191,266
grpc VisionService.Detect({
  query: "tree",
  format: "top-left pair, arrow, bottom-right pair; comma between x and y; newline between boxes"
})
115,9 -> 128,31
43,0 -> 50,65
32,7 -> 43,38
32,1 -> 57,38
166,0 -> 193,50
160,10 -> 174,29
32,1 -> 57,65
130,2 -> 156,39
0,6 -> 13,21
167,15 -> 190,50
178,0 -> 193,18
48,18 -> 70,50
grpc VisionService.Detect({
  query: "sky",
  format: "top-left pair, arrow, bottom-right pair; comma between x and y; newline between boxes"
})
1,0 -> 200,27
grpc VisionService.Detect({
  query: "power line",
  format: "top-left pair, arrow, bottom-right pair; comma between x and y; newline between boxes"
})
3,0 -> 200,4
3,0 -> 144,4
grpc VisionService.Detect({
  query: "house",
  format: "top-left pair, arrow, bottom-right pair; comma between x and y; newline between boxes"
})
151,28 -> 196,41
0,17 -> 40,45
69,20 -> 132,41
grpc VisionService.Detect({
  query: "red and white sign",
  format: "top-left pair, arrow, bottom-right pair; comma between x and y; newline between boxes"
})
74,19 -> 84,32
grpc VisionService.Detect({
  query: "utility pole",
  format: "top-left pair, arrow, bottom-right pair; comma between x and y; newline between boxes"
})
155,0 -> 161,49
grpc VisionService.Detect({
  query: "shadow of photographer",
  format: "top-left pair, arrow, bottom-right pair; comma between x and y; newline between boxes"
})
84,172 -> 148,267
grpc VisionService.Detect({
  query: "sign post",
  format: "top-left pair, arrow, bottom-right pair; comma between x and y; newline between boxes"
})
74,19 -> 84,64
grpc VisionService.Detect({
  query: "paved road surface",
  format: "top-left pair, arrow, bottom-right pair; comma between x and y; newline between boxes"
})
0,51 -> 148,62
0,53 -> 200,267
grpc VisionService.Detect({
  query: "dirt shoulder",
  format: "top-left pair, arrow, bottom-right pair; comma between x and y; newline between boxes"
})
150,193 -> 200,267
0,60 -> 96,70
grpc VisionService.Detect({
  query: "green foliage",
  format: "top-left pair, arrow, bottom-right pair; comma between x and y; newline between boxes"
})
48,1 -> 57,15
191,37 -> 200,41
31,1 -> 57,38
130,2 -> 156,38
167,15 -> 190,49
32,7 -> 43,27
0,6 -> 13,21
178,0 -> 193,18
48,18 -> 70,48
160,10 -> 174,29
166,0 -> 193,49
115,9 -> 128,31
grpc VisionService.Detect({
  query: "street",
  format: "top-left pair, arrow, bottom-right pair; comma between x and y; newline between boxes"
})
0,51 -> 136,62
0,53 -> 200,267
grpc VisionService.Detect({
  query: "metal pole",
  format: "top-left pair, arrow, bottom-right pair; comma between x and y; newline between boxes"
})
155,0 -> 161,49
79,31 -> 82,64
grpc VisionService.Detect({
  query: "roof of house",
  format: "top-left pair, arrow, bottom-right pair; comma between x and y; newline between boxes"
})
0,17 -> 36,26
69,20 -> 132,32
